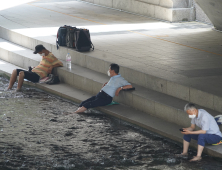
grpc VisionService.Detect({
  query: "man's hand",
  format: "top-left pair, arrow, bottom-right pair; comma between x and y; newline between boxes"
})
181,129 -> 191,135
115,87 -> 121,96
102,82 -> 108,88
47,66 -> 53,74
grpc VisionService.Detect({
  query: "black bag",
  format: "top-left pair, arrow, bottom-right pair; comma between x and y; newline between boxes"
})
66,26 -> 77,48
46,75 -> 60,85
74,29 -> 94,52
56,25 -> 68,49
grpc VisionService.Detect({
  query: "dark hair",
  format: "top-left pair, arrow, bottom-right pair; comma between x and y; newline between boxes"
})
110,63 -> 119,74
33,44 -> 46,54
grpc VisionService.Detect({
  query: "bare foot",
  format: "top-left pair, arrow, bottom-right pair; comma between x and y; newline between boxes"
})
74,107 -> 87,113
175,153 -> 188,158
73,107 -> 81,113
190,156 -> 202,162
16,88 -> 22,92
4,88 -> 12,91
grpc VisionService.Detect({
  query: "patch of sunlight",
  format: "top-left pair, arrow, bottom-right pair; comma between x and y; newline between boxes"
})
0,42 -> 25,52
12,22 -> 177,37
0,0 -> 36,11
0,61 -> 6,65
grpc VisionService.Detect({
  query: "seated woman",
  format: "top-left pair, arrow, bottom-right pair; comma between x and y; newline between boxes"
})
6,45 -> 63,92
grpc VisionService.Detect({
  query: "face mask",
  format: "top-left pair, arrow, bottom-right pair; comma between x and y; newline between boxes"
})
107,70 -> 110,76
189,114 -> 196,119
39,53 -> 45,56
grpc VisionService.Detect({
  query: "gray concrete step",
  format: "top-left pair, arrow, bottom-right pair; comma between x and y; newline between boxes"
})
0,3 -> 221,114
1,38 -> 222,129
0,26 -> 221,115
1,58 -> 222,159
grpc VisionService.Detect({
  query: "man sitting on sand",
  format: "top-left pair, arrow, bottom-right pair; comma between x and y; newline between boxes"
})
6,45 -> 63,92
176,103 -> 222,161
75,63 -> 132,113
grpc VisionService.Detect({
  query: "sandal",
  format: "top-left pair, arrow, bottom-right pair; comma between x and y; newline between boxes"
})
212,140 -> 222,145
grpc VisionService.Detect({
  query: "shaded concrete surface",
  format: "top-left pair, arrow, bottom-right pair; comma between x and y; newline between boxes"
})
1,64 -> 222,170
195,0 -> 222,31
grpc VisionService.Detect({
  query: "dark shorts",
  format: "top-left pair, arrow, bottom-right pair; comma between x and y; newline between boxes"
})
16,69 -> 40,83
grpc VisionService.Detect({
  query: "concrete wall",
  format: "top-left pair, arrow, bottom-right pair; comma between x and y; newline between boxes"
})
82,0 -> 194,22
195,0 -> 222,31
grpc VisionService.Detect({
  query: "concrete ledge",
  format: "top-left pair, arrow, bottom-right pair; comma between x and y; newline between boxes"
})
1,58 -> 222,159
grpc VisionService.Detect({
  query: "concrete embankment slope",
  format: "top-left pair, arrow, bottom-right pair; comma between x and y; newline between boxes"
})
1,58 -> 222,159
1,0 -> 222,158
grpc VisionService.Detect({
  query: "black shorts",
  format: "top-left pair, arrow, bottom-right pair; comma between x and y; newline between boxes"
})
16,69 -> 40,83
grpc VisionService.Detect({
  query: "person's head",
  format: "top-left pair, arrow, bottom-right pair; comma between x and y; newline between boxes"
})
33,45 -> 48,56
108,63 -> 119,77
184,103 -> 198,118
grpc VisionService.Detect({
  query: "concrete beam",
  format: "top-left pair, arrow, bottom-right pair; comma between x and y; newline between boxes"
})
195,0 -> 222,31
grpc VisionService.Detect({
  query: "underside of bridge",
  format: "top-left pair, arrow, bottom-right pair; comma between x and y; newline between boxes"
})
195,0 -> 222,31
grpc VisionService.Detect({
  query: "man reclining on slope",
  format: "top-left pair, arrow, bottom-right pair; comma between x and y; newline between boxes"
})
74,63 -> 133,113
6,45 -> 63,92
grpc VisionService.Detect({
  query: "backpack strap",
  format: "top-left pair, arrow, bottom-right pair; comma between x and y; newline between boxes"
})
82,29 -> 94,51
56,29 -> 59,50
56,25 -> 68,50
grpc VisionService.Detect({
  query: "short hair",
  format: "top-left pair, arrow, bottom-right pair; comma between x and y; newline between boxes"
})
110,63 -> 119,74
184,103 -> 196,112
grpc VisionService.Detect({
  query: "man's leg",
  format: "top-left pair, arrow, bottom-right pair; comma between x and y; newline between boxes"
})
74,95 -> 97,113
176,134 -> 199,157
17,71 -> 25,91
75,93 -> 112,113
182,139 -> 190,154
79,96 -> 97,108
190,134 -> 222,161
7,69 -> 18,89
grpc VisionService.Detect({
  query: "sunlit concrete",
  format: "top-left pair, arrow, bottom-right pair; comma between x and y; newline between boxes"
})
12,22 -> 176,37
0,42 -> 26,51
0,0 -> 36,11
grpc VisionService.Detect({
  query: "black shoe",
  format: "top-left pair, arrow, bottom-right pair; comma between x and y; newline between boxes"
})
47,76 -> 60,85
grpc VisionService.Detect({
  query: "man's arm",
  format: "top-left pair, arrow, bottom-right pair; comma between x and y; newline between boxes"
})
47,63 -> 63,74
102,82 -> 108,88
115,85 -> 133,96
182,129 -> 206,135
184,124 -> 195,131
182,124 -> 206,135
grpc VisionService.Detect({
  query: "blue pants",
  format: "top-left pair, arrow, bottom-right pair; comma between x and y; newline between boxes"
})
79,91 -> 112,109
183,134 -> 221,146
